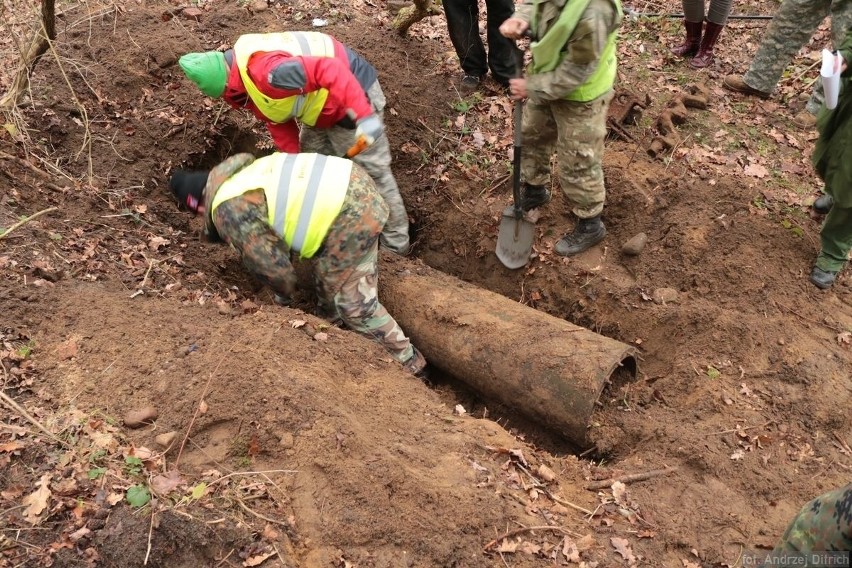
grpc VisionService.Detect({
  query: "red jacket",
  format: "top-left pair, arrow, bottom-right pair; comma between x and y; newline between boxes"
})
222,38 -> 374,153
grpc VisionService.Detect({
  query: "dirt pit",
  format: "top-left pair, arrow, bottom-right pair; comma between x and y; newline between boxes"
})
1,0 -> 851,566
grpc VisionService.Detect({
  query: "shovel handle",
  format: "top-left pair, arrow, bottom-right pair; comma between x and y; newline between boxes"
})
511,44 -> 524,218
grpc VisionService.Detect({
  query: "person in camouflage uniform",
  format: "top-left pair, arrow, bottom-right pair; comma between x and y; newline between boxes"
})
722,0 -> 852,127
168,152 -> 426,375
761,483 -> 852,566
500,0 -> 623,256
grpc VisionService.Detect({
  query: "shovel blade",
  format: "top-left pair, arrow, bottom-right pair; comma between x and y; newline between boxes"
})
496,206 -> 535,269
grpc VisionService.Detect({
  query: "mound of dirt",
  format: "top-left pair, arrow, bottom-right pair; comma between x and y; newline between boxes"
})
1,0 -> 850,565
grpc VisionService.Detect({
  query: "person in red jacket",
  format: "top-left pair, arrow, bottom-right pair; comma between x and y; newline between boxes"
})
179,31 -> 410,255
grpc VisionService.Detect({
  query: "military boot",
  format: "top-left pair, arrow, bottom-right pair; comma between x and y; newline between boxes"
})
554,216 -> 607,256
809,266 -> 838,290
813,194 -> 834,214
403,347 -> 427,377
521,183 -> 552,211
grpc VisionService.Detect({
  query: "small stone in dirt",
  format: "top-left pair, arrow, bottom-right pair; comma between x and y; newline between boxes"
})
179,7 -> 203,21
124,406 -> 158,428
621,233 -> 648,256
249,0 -> 268,11
217,301 -> 232,316
537,464 -> 556,482
279,432 -> 294,449
652,287 -> 679,305
777,338 -> 785,346
154,431 -> 177,448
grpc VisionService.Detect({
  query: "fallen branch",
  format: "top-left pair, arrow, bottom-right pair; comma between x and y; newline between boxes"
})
0,206 -> 58,240
483,525 -> 575,551
0,390 -> 68,447
514,463 -> 594,515
708,420 -> 775,437
585,466 -> 678,490
235,497 -> 290,527
0,0 -> 56,109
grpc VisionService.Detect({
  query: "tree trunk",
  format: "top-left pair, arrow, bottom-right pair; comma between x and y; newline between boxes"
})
0,0 -> 56,109
391,0 -> 443,37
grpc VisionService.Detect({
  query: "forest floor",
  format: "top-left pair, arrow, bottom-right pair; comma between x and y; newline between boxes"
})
0,0 -> 850,566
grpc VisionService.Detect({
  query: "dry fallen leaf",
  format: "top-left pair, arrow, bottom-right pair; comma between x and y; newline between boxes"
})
730,450 -> 745,461
743,163 -> 769,178
610,537 -> 636,565
497,539 -> 519,553
576,534 -> 596,551
837,331 -> 851,346
243,550 -> 276,567
519,541 -> 541,555
22,474 -> 52,525
147,236 -> 170,251
151,470 -> 184,496
0,441 -> 25,453
611,480 -> 628,504
561,536 -> 581,562
313,332 -> 328,341
289,319 -> 307,328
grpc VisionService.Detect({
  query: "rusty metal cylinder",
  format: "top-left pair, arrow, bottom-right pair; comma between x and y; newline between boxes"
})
379,254 -> 638,445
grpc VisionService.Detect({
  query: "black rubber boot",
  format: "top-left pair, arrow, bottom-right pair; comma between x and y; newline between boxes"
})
403,347 -> 427,377
809,267 -> 837,290
554,216 -> 607,256
521,183 -> 551,211
813,194 -> 834,214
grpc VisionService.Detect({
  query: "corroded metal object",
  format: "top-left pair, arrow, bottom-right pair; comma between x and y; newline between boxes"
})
380,253 -> 638,445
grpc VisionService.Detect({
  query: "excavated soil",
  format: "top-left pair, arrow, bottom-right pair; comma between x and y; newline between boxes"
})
1,0 -> 850,567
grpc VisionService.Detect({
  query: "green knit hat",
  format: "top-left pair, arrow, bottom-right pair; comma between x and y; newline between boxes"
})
179,52 -> 227,98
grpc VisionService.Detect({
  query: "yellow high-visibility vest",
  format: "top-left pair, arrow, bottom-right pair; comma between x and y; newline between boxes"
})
211,153 -> 352,258
233,32 -> 335,124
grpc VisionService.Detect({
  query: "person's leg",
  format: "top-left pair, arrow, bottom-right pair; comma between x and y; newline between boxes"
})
804,0 -> 852,113
316,168 -> 422,371
484,0 -> 517,85
688,0 -> 731,67
323,82 -> 410,255
741,0 -> 830,94
671,0 -> 704,57
554,95 -> 609,220
299,124 -> 335,155
444,0 -> 488,80
519,98 -> 557,209
552,93 -> 611,256
813,203 -> 852,284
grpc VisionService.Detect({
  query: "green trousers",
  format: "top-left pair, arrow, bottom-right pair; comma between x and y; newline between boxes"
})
816,204 -> 852,272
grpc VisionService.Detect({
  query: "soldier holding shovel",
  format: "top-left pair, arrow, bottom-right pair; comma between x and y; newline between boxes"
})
500,0 -> 623,256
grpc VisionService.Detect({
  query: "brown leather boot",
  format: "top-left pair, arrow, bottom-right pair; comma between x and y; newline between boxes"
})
722,75 -> 771,99
671,20 -> 703,57
690,21 -> 724,68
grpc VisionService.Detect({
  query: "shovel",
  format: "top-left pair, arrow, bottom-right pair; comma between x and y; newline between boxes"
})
496,52 -> 535,269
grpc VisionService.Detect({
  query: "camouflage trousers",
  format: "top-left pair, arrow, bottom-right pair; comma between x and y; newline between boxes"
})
743,0 -> 852,113
520,92 -> 612,219
300,81 -> 411,256
213,165 -> 415,365
765,483 -> 852,565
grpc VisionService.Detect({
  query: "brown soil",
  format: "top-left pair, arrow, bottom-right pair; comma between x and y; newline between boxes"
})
1,0 -> 850,567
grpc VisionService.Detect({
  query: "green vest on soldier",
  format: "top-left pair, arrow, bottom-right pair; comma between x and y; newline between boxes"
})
530,0 -> 622,102
210,153 -> 352,259
233,32 -> 336,124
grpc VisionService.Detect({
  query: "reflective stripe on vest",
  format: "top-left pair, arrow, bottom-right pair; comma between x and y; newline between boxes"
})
210,153 -> 352,259
233,32 -> 335,124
